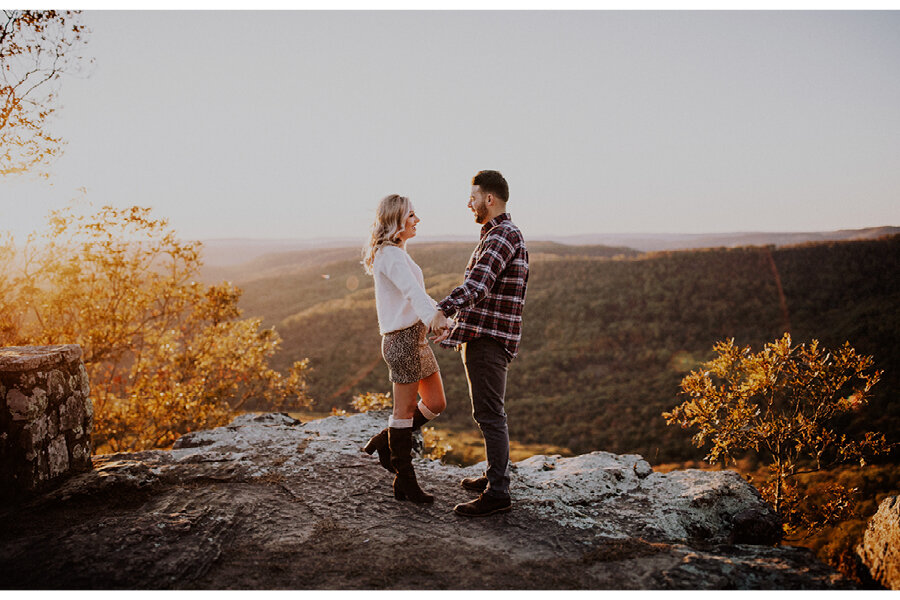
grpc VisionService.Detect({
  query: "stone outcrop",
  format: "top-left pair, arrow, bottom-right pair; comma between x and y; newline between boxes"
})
0,345 -> 93,496
857,495 -> 900,590
0,411 -> 853,589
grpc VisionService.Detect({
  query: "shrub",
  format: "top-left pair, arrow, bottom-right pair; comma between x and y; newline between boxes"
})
664,333 -> 892,537
1,204 -> 312,451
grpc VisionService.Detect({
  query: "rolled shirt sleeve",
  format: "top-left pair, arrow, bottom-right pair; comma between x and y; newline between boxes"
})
438,231 -> 514,317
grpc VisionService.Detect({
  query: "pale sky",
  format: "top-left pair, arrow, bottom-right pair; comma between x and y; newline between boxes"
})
3,10 -> 900,242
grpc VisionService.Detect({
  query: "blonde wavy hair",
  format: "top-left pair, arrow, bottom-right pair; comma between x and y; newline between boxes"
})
362,194 -> 412,275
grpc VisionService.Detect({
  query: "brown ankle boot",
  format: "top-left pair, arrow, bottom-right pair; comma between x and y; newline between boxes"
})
388,427 -> 434,504
363,408 -> 431,474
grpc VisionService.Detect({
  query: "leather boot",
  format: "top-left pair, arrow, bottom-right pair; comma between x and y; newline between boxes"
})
363,407 -> 431,473
362,428 -> 394,472
460,474 -> 489,492
388,427 -> 434,503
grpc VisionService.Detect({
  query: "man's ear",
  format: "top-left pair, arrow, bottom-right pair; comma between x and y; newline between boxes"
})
485,194 -> 494,206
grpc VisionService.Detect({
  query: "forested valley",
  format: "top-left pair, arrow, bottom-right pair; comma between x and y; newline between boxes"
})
221,235 -> 899,465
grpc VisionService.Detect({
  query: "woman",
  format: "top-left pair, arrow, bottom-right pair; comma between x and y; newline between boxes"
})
361,194 -> 451,504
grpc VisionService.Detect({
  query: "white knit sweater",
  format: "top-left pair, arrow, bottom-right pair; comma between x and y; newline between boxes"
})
372,245 -> 439,335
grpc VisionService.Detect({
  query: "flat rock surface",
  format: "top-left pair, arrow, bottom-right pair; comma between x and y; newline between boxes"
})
0,345 -> 83,372
0,411 -> 854,589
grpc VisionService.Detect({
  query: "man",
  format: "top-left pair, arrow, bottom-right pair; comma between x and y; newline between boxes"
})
433,170 -> 529,517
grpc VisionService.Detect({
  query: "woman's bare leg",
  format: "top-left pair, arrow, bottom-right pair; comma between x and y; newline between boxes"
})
417,370 -> 447,416
391,381 -> 419,422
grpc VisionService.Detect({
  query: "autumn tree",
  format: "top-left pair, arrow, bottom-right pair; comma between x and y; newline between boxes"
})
0,204 -> 312,452
664,333 -> 892,538
1,10 -> 91,176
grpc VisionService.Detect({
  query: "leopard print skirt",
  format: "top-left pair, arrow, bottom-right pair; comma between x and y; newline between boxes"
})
382,321 -> 440,384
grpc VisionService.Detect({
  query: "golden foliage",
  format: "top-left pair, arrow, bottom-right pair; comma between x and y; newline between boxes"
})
350,391 -> 392,412
1,204 -> 313,452
664,333 -> 892,537
1,10 -> 92,177
757,478 -> 857,539
422,426 -> 452,461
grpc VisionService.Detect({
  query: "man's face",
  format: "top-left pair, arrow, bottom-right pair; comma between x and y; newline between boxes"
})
468,185 -> 489,224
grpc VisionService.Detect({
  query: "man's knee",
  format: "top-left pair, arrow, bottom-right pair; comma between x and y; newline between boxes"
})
473,403 -> 507,429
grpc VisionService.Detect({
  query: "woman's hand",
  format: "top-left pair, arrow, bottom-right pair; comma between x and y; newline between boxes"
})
430,327 -> 451,344
427,311 -> 449,335
428,312 -> 455,343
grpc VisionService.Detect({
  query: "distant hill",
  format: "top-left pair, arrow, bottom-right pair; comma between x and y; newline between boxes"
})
554,226 -> 900,252
202,234 -> 900,463
199,238 -> 363,268
200,241 -> 639,285
198,226 -> 899,270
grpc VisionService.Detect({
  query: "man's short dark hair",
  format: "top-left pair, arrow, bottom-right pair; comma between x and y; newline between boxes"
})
472,170 -> 509,202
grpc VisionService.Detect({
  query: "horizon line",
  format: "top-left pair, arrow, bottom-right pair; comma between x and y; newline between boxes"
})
197,224 -> 900,244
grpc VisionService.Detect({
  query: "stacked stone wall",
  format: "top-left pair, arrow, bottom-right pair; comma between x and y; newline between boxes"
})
1,345 -> 93,497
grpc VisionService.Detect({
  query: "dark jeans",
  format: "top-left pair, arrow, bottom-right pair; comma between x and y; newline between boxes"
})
461,336 -> 511,499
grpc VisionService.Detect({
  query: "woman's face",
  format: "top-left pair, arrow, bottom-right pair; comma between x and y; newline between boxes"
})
396,206 -> 420,243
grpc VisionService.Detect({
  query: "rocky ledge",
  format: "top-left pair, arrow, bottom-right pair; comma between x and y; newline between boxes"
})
0,411 -> 854,589
857,495 -> 899,590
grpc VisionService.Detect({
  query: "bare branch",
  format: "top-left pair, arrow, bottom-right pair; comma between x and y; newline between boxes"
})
0,10 -> 90,177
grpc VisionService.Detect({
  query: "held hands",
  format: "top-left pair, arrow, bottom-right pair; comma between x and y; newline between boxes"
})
427,311 -> 454,343
427,311 -> 450,335
430,326 -> 452,344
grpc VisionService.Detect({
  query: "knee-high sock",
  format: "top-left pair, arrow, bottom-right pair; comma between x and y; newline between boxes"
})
417,399 -> 440,420
387,416 -> 413,428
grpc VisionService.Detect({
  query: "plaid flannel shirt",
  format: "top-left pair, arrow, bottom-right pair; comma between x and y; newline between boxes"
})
438,213 -> 529,359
